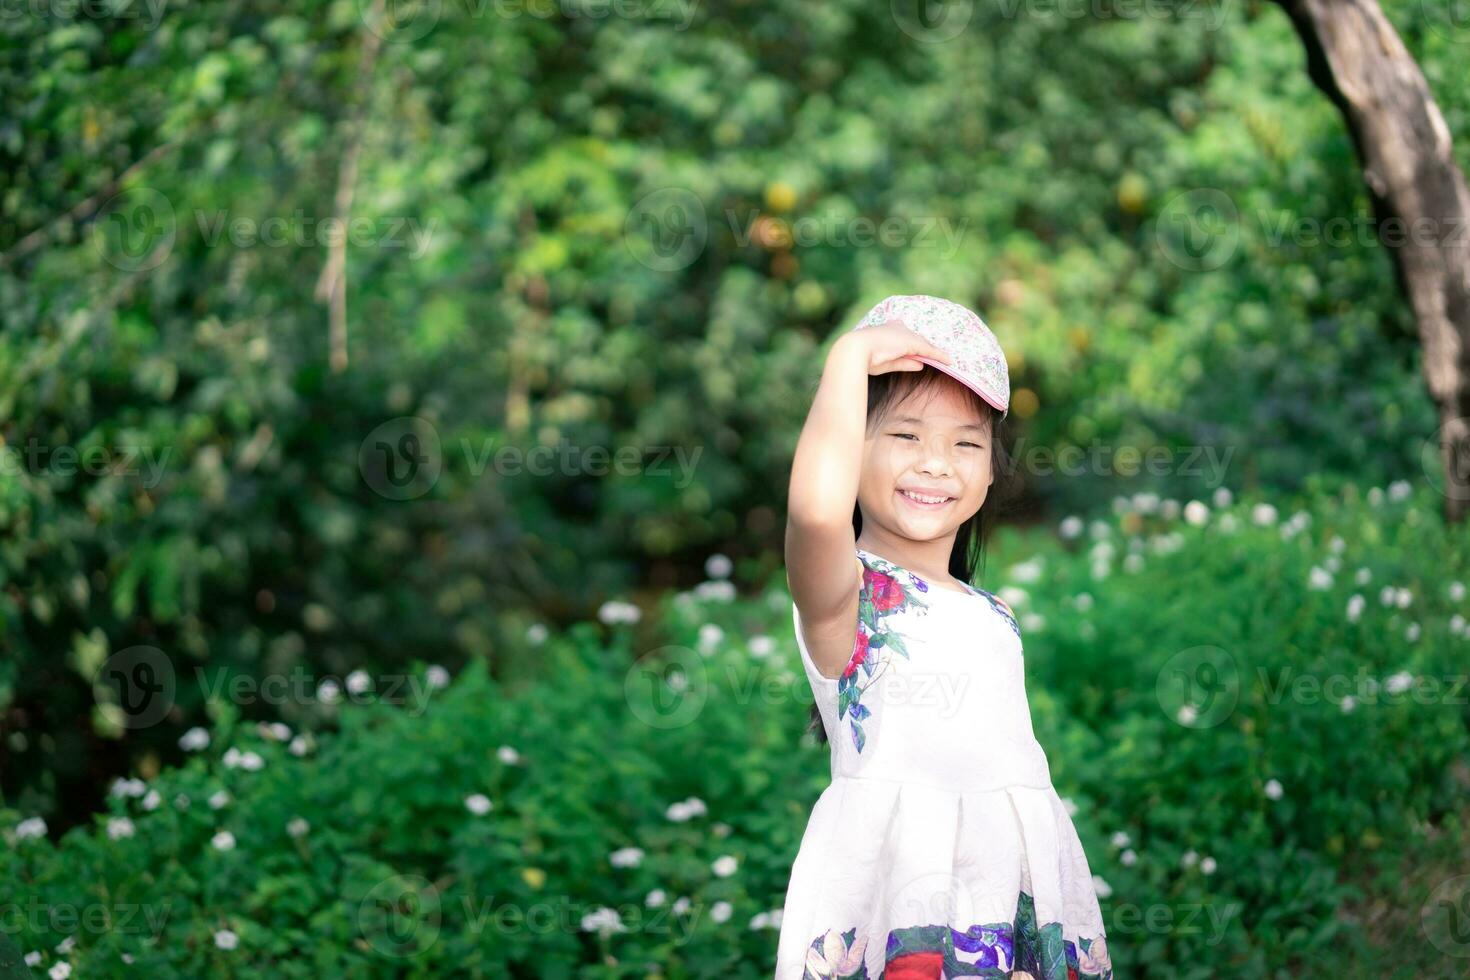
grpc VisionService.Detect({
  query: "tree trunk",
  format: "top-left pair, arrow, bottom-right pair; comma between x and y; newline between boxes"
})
1274,0 -> 1470,519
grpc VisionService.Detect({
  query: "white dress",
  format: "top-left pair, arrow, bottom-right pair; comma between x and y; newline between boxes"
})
775,547 -> 1112,980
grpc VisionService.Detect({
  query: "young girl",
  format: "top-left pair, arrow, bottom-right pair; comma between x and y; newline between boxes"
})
775,295 -> 1111,980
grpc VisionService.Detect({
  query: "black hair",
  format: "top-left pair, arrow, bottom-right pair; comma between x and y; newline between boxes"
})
803,364 -> 1019,745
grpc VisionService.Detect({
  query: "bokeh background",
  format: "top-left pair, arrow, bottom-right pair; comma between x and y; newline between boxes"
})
4,0 -> 1470,976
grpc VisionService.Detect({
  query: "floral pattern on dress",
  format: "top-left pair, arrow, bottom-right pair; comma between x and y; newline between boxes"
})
840,556 -> 932,754
800,891 -> 1111,980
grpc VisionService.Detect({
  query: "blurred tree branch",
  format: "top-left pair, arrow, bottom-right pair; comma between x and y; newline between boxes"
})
315,0 -> 387,373
1274,0 -> 1470,519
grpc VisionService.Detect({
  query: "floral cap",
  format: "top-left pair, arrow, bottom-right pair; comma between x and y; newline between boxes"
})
850,294 -> 1010,418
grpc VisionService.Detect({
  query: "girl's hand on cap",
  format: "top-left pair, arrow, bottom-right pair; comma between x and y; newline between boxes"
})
853,319 -> 953,376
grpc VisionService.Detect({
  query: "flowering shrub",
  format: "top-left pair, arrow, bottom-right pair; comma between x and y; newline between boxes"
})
5,482 -> 1469,977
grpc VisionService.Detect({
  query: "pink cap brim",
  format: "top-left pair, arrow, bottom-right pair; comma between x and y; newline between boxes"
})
913,356 -> 1009,417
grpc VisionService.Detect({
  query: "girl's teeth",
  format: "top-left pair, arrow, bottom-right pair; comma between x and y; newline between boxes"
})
902,490 -> 949,504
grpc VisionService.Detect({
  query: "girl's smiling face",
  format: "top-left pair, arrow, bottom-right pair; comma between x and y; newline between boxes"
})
858,377 -> 994,543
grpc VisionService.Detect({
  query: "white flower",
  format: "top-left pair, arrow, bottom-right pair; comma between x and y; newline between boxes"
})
705,553 -> 733,579
214,929 -> 239,950
1328,535 -> 1345,554
609,847 -> 644,868
212,830 -> 236,851
1264,779 -> 1284,800
580,906 -> 628,935
426,665 -> 451,690
1355,567 -> 1371,585
179,727 -> 210,752
1385,671 -> 1414,695
1110,831 -> 1130,848
1183,501 -> 1209,526
54,937 -> 74,954
15,816 -> 47,840
465,793 -> 493,816
597,600 -> 641,625
223,747 -> 243,768
1176,704 -> 1199,725
1346,595 -> 1365,623
287,817 -> 310,838
1307,566 -> 1332,590
712,854 -> 739,877
748,635 -> 776,658
1074,592 -> 1094,612
1120,849 -> 1137,866
1252,503 -> 1277,526
107,817 -> 135,840
1021,612 -> 1045,633
1340,695 -> 1356,712
208,790 -> 230,810
289,735 -> 312,757
645,889 -> 667,908
1218,513 -> 1239,534
1200,856 -> 1217,874
665,796 -> 707,821
710,900 -> 733,923
713,822 -> 732,838
697,623 -> 725,654
672,895 -> 692,915
497,745 -> 521,765
1396,587 -> 1412,608
317,678 -> 342,704
526,623 -> 549,644
694,580 -> 737,602
49,963 -> 71,980
749,910 -> 772,929
25,952 -> 41,967
1122,553 -> 1145,574
346,670 -> 371,695
1010,557 -> 1043,584
1406,622 -> 1421,642
1092,875 -> 1113,899
110,777 -> 147,798
1453,614 -> 1468,637
260,721 -> 291,742
1212,486 -> 1233,508
1181,849 -> 1198,867
1388,479 -> 1412,501
239,751 -> 264,772
1059,515 -> 1084,539
1451,581 -> 1467,602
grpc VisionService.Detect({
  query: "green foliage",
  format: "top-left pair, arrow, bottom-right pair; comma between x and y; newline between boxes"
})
6,483 -> 1469,976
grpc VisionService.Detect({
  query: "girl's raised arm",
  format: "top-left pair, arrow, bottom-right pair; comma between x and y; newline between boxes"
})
784,322 -> 952,632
